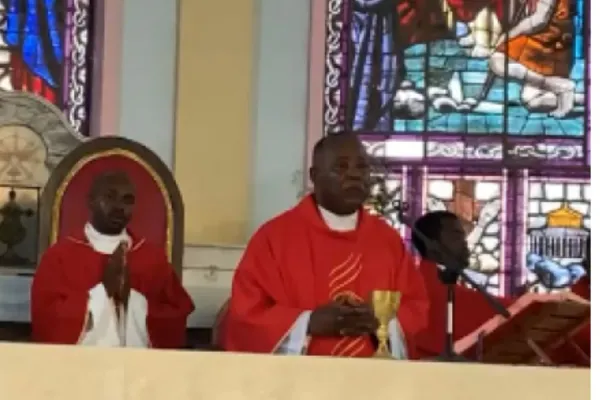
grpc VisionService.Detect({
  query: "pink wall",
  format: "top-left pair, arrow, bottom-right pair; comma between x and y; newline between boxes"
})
90,0 -> 123,137
304,0 -> 327,185
96,0 -> 323,154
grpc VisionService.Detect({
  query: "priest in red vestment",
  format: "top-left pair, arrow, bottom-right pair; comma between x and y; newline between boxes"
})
31,171 -> 194,348
411,211 -> 514,359
221,134 -> 429,359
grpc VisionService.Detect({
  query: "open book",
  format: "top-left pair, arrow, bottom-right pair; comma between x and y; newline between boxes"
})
454,292 -> 590,365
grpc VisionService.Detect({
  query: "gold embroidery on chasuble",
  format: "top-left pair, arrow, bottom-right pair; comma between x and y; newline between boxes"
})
328,253 -> 365,357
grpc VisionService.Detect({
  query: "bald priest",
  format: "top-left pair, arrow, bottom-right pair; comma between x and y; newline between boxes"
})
31,172 -> 194,348
221,134 -> 429,358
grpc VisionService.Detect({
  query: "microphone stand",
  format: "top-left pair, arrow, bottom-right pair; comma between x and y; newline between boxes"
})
436,268 -> 465,362
395,204 -> 512,363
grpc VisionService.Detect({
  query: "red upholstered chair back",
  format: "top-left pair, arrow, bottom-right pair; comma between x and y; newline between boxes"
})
39,137 -> 184,276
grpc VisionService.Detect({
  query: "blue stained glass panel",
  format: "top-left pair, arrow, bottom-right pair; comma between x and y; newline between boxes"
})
347,0 -> 587,137
0,0 -> 95,135
327,0 -> 591,298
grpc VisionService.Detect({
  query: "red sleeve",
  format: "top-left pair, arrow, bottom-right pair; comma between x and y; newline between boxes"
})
454,285 -> 514,340
571,279 -> 590,300
414,261 -> 445,359
414,260 -> 514,359
221,226 -> 304,353
145,253 -> 195,349
391,238 -> 429,359
31,246 -> 88,344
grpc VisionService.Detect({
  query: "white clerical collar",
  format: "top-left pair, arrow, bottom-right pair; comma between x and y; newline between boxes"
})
84,222 -> 131,255
318,206 -> 358,232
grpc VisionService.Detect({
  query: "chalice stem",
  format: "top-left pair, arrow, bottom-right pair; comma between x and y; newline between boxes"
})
375,326 -> 391,357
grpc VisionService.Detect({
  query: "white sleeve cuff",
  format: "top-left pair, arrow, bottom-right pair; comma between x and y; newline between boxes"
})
125,289 -> 149,347
87,283 -> 109,328
78,283 -> 115,346
275,311 -> 312,355
389,317 -> 408,360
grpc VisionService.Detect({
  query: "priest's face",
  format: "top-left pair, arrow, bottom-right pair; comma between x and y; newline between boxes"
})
90,178 -> 135,235
438,217 -> 470,267
312,137 -> 371,215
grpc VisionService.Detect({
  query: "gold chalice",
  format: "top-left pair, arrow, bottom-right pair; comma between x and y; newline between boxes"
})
371,290 -> 401,359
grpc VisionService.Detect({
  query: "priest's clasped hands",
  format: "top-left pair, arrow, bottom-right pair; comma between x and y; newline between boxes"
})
102,241 -> 130,308
307,296 -> 379,337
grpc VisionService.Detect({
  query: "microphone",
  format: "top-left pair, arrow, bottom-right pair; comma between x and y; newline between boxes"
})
392,201 -> 511,362
437,265 -> 460,285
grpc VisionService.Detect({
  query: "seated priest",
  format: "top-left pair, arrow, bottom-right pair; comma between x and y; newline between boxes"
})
221,133 -> 429,358
412,211 -> 514,359
31,171 -> 194,348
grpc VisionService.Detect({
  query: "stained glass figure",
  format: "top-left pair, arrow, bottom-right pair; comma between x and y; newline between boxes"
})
366,171 -> 405,232
0,0 -> 95,134
321,0 -> 590,297
343,0 -> 587,137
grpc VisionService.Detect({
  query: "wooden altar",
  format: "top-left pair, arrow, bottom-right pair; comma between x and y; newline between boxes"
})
0,343 -> 589,400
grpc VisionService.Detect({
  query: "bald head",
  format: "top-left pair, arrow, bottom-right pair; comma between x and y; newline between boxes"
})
309,133 -> 371,215
88,170 -> 135,234
311,133 -> 364,169
88,171 -> 132,201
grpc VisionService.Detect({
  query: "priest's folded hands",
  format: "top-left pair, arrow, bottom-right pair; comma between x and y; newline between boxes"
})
104,242 -> 129,299
307,297 -> 379,337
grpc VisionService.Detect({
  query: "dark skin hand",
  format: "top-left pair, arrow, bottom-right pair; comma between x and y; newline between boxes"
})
114,263 -> 131,309
102,242 -> 130,308
308,296 -> 379,337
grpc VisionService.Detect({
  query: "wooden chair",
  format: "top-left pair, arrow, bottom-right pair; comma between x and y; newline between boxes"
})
39,137 -> 185,275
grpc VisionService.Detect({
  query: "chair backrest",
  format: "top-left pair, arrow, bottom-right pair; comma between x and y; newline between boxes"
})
39,137 -> 184,276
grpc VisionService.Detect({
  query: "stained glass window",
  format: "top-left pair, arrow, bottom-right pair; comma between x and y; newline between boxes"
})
424,172 -> 506,295
524,177 -> 590,293
0,0 -> 96,135
323,0 -> 590,296
367,170 -> 406,233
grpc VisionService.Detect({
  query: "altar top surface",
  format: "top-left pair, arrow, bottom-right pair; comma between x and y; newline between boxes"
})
0,343 -> 589,400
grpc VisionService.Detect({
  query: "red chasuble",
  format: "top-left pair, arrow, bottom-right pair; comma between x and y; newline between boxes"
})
31,232 -> 195,348
222,196 -> 429,358
415,259 -> 514,359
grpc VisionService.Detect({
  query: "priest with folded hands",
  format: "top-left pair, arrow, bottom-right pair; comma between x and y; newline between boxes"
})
221,134 -> 429,358
31,171 -> 194,348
